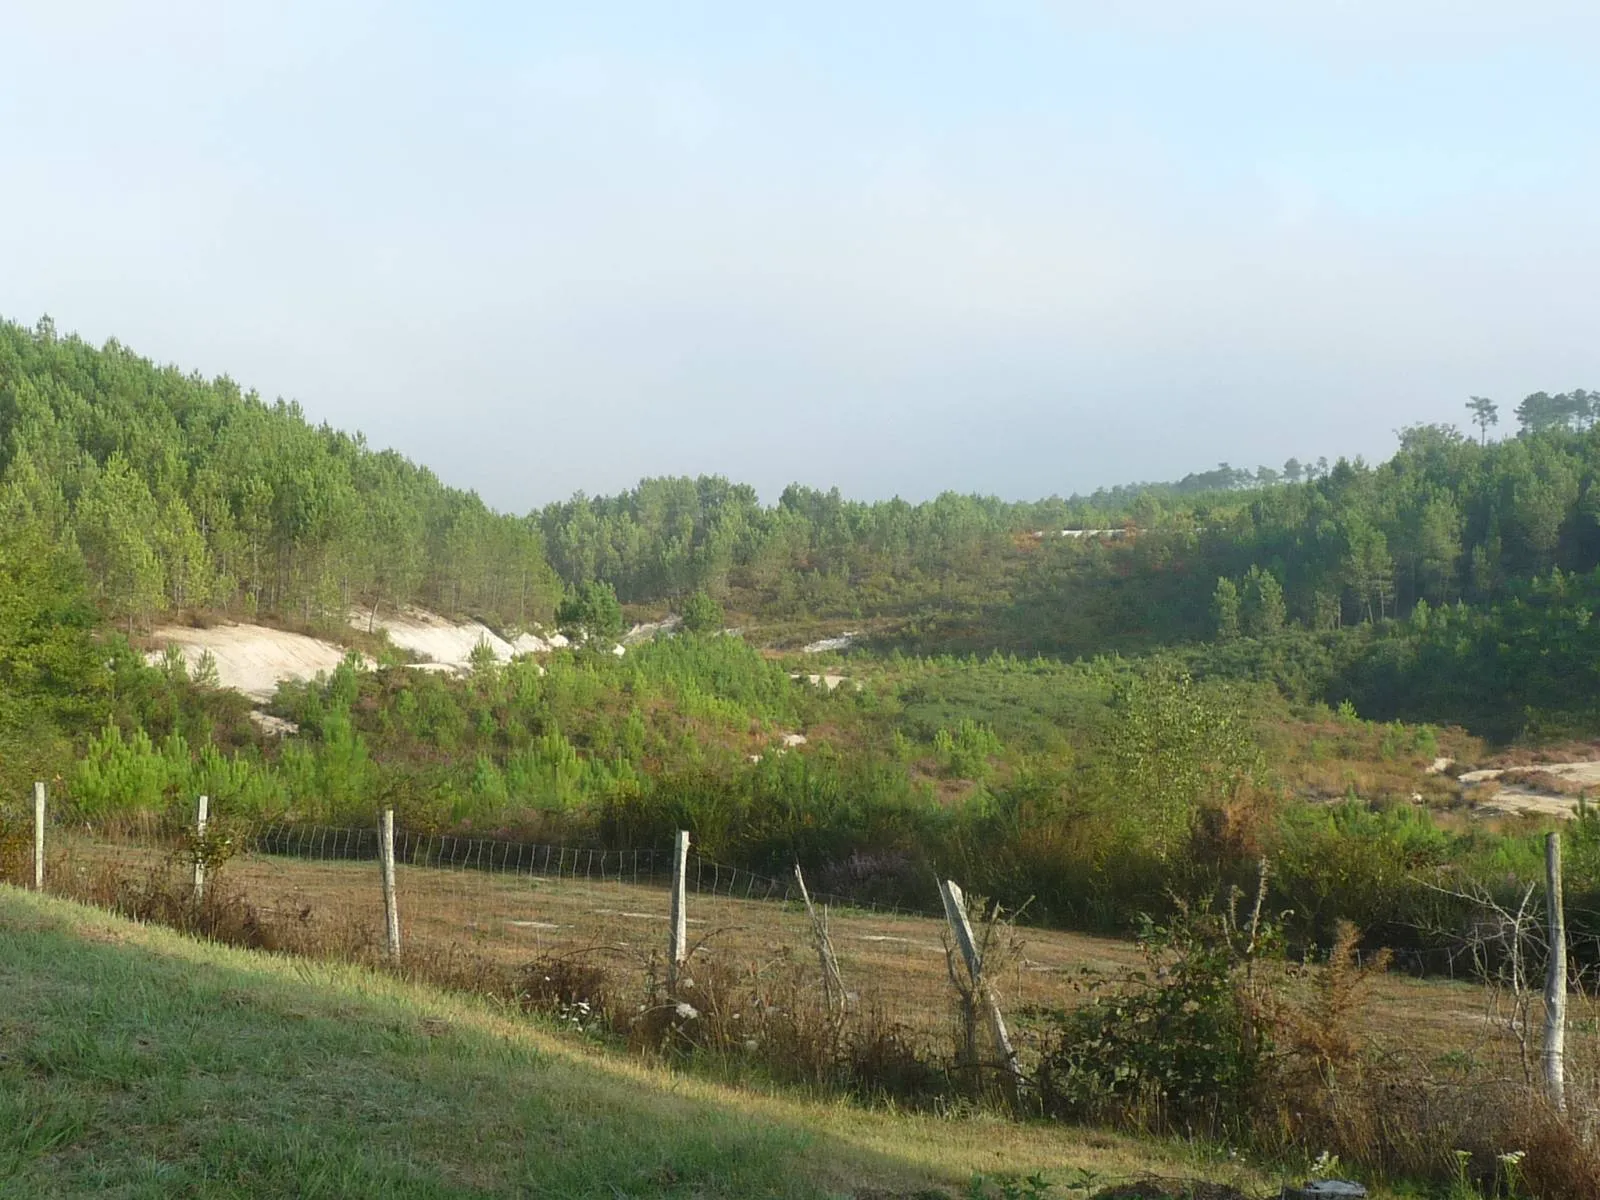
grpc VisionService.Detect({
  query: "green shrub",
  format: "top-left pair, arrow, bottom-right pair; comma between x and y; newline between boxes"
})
1031,900 -> 1274,1136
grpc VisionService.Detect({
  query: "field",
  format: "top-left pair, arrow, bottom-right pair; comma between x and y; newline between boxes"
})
48,834 -> 1561,1075
0,885 -> 1268,1199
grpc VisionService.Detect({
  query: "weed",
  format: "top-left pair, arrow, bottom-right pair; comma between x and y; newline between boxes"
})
516,949 -> 618,1036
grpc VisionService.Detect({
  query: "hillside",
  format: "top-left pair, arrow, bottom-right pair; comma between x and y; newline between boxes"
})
0,885 -> 1256,1199
8,322 -> 1600,944
10,322 -> 1600,1196
10,319 -> 1600,740
9,320 -> 1600,963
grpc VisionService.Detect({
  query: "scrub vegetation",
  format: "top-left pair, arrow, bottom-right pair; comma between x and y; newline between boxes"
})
6,320 -> 1600,1195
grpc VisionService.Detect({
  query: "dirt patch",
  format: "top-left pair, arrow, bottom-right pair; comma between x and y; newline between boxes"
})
1459,758 -> 1600,820
791,672 -> 854,691
621,617 -> 680,646
1473,788 -> 1583,821
352,606 -> 565,668
248,711 -> 300,737
146,622 -> 367,701
803,632 -> 859,654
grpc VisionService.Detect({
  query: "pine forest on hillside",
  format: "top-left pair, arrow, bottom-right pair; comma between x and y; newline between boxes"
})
13,317 -> 1600,1194
3,313 -> 1600,908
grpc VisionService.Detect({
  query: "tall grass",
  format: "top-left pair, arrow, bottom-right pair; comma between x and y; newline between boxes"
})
33,835 -> 1600,1198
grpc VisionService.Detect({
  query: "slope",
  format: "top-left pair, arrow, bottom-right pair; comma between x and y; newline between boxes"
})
0,886 -> 1260,1200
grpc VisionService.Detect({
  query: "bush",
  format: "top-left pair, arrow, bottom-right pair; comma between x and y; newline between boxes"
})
1031,898 -> 1273,1136
623,944 -> 952,1104
678,591 -> 725,634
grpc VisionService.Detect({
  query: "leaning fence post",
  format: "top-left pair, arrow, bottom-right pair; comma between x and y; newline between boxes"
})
668,830 -> 689,989
380,809 -> 401,962
33,781 -> 46,892
938,878 -> 1022,1107
1544,831 -> 1567,1111
794,863 -> 845,1014
192,794 -> 210,903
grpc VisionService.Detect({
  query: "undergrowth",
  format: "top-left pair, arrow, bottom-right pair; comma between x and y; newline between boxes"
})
27,842 -> 1600,1200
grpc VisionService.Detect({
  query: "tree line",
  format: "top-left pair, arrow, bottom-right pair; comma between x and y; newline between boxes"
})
0,318 -> 562,631
6,317 -> 1598,670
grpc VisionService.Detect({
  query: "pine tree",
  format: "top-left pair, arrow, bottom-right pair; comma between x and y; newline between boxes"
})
1212,577 -> 1241,642
75,453 -> 165,631
678,590 -> 724,634
1241,565 -> 1286,636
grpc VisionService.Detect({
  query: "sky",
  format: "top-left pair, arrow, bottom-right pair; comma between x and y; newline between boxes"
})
3,2 -> 1599,511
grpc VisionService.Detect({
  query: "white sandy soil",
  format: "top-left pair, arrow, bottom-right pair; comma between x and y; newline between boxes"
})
351,606 -> 566,668
1458,761 -> 1600,820
146,623 -> 367,701
802,632 -> 858,654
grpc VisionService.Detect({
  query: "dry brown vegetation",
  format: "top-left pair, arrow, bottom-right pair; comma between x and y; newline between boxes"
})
35,834 -> 1585,1065
1257,712 -> 1481,807
26,833 -> 1600,1197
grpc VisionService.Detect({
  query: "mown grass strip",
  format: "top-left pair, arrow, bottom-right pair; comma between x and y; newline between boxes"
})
0,886 -> 1262,1198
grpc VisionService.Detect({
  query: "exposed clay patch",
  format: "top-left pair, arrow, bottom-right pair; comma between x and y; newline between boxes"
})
146,622 -> 367,701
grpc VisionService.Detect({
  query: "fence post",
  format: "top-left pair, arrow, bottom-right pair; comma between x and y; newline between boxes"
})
668,830 -> 689,989
33,781 -> 45,892
1544,831 -> 1567,1111
192,795 -> 210,904
938,878 -> 1022,1107
380,809 -> 401,962
794,863 -> 845,1014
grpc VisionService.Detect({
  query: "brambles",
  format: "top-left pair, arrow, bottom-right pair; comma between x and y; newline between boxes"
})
517,951 -> 618,1036
1030,899 -> 1275,1136
628,942 -> 952,1104
56,855 -> 272,948
1024,903 -> 1600,1198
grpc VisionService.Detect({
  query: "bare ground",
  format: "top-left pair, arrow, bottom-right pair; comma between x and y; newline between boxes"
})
145,621 -> 367,700
50,836 -> 1554,1069
1458,760 -> 1600,820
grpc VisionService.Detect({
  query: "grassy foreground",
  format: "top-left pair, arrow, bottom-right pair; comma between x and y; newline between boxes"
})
0,886 -> 1263,1200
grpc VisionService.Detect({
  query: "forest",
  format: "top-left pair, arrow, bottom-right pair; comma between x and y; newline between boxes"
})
8,316 -> 1600,971
9,315 -> 1600,658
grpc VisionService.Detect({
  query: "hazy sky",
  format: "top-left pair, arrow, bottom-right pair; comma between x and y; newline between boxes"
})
4,2 -> 1598,511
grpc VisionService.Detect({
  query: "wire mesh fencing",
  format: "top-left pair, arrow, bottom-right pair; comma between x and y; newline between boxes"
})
15,796 -> 1097,1074
247,821 -> 943,918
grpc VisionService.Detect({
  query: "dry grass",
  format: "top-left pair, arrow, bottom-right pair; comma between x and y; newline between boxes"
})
1258,714 -> 1483,808
51,835 -> 1133,1045
3,885 -> 1275,1199
40,835 -> 1593,1076
38,834 -> 1600,1195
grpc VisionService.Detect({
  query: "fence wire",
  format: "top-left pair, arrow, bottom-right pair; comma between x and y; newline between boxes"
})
17,801 -> 944,921
19,800 -> 1096,1065
246,821 -> 940,919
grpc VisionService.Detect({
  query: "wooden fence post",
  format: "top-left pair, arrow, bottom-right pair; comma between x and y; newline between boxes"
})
380,809 -> 401,962
1544,831 -> 1567,1111
33,781 -> 45,892
938,878 -> 1022,1106
668,830 -> 689,989
794,863 -> 845,1014
192,794 -> 209,903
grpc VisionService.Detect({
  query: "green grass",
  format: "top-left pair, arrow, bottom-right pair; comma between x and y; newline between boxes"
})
0,885 -> 1287,1199
0,891 -> 850,1198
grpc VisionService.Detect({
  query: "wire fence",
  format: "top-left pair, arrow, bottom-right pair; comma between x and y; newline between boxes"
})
247,821 -> 943,919
15,800 -> 941,921
10,790 -> 1166,1070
